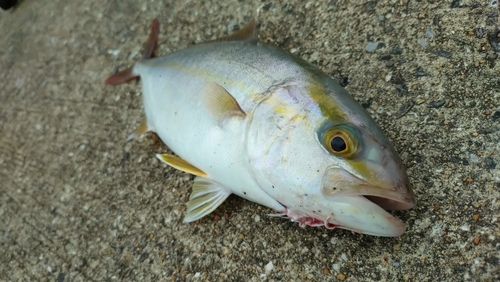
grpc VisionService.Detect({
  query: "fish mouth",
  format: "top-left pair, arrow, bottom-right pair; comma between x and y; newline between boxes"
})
321,167 -> 416,237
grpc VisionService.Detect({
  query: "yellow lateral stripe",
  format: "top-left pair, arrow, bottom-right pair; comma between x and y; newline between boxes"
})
146,61 -> 260,98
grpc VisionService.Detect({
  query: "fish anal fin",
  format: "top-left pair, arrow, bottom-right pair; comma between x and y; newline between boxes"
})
204,82 -> 246,123
156,154 -> 207,177
126,119 -> 152,141
184,177 -> 232,222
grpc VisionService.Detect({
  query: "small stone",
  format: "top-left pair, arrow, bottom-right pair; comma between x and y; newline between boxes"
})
393,244 -> 401,251
392,45 -> 403,55
264,261 -> 273,273
492,111 -> 500,120
485,157 -> 497,169
414,66 -> 429,77
417,38 -> 428,48
378,54 -> 392,60
323,267 -> 330,275
435,50 -> 451,58
489,29 -> 500,52
472,214 -> 480,221
425,28 -> 435,39
450,0 -> 460,8
337,273 -> 346,280
364,1 -> 377,12
473,237 -> 480,245
486,52 -> 498,61
365,42 -> 379,52
472,132 -> 479,137
427,100 -> 446,108
475,27 -> 485,38
434,203 -> 440,211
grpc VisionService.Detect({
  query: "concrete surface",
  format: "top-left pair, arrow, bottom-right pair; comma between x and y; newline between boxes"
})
1,0 -> 499,281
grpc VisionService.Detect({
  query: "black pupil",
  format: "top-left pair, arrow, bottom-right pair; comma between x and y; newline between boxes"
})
330,136 -> 346,152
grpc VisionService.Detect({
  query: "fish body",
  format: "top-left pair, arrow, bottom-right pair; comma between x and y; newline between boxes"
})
106,19 -> 416,237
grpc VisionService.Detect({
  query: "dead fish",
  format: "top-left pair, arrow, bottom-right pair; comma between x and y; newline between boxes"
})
105,19 -> 416,237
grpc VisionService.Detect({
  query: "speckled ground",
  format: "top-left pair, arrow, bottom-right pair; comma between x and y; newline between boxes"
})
1,0 -> 499,281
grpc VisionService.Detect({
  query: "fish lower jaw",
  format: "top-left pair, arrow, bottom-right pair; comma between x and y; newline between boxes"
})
272,208 -> 339,229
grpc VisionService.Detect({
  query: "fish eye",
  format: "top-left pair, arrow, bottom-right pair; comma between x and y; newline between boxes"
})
321,125 -> 358,157
330,136 -> 347,152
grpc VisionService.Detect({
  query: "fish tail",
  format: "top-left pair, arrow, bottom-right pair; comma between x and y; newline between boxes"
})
104,18 -> 160,85
141,18 -> 159,60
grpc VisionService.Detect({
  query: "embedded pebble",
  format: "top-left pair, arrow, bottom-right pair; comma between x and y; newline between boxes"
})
417,38 -> 428,48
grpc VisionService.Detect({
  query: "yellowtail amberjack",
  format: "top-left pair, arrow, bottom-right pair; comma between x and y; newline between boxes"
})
105,19 -> 416,237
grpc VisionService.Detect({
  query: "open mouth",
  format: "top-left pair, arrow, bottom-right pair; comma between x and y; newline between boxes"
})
323,187 -> 416,237
277,189 -> 416,237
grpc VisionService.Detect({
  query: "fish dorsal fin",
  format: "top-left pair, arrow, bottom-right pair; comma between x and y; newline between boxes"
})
217,19 -> 257,41
204,82 -> 246,123
156,154 -> 207,177
126,118 -> 153,141
184,177 -> 232,222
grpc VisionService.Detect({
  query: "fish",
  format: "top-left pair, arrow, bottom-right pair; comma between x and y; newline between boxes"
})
105,19 -> 416,237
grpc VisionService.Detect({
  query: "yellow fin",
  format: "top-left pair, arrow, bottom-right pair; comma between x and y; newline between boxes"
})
156,154 -> 207,177
204,82 -> 246,122
126,119 -> 152,141
216,19 -> 257,41
184,177 -> 232,222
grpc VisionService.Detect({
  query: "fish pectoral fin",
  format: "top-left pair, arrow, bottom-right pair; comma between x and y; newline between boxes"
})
127,118 -> 153,141
184,177 -> 232,222
204,82 -> 246,123
157,154 -> 207,177
216,19 -> 257,41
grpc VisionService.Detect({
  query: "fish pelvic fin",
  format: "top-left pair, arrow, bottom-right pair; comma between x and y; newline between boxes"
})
156,154 -> 207,177
126,118 -> 153,141
104,18 -> 160,85
204,82 -> 246,124
184,177 -> 232,222
216,18 -> 257,41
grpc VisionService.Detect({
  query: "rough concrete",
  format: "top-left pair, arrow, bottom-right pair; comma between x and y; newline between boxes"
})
1,0 -> 499,281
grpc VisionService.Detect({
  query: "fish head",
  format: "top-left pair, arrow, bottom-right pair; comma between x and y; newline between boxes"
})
246,79 -> 416,237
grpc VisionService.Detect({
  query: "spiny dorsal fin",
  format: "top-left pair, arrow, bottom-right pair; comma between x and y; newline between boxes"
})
126,118 -> 153,141
216,19 -> 257,41
184,177 -> 232,222
204,82 -> 246,123
156,154 -> 207,177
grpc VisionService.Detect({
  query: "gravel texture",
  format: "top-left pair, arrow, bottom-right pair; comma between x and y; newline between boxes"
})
1,0 -> 499,281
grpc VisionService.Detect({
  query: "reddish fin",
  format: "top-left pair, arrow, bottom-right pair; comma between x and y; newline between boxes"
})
142,18 -> 160,60
104,18 -> 160,85
105,67 -> 137,85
